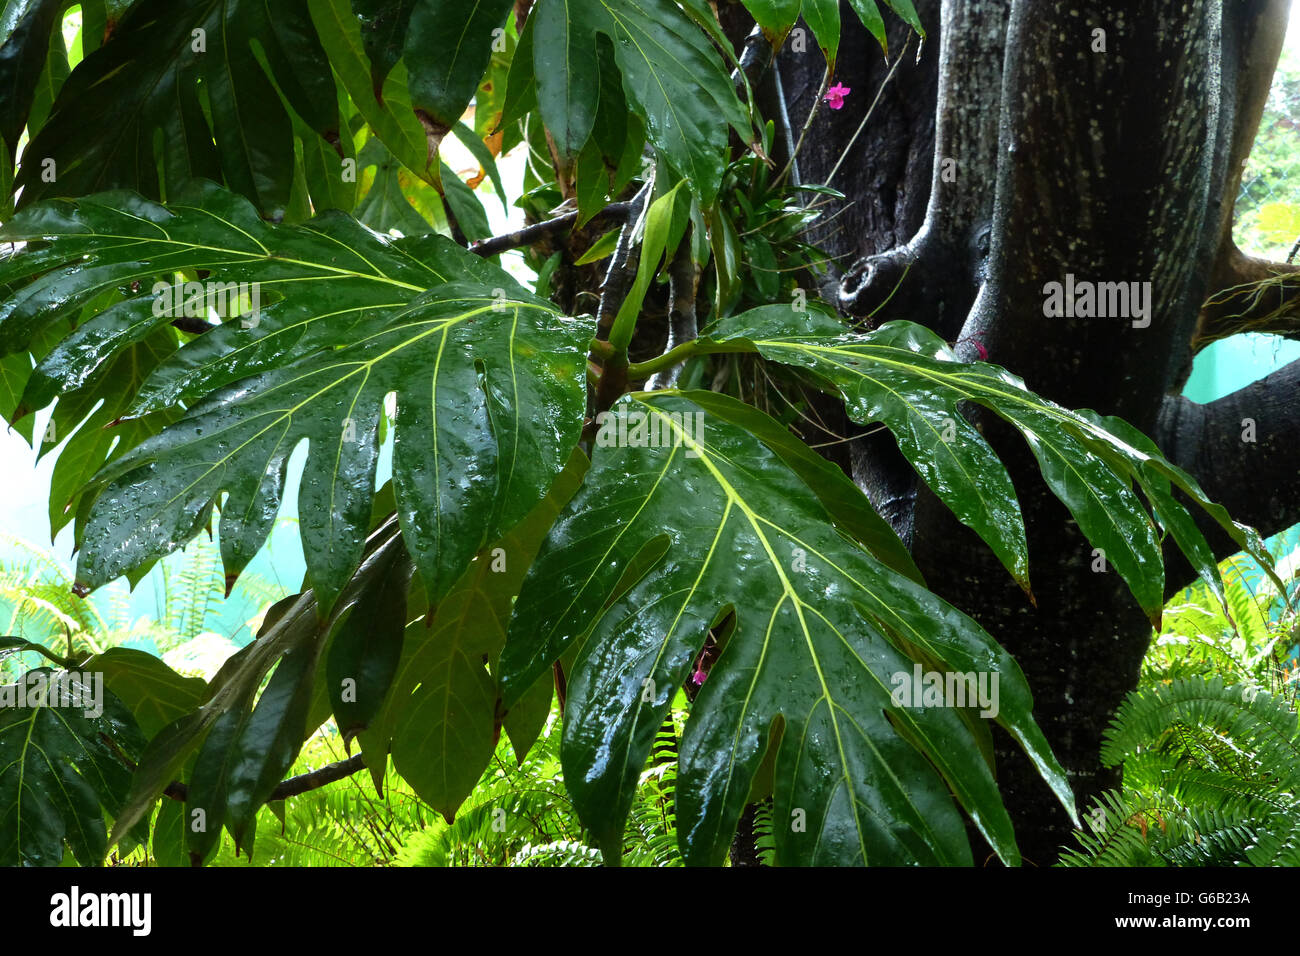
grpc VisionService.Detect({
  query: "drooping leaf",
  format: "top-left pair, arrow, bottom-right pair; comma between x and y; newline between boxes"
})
0,0 -> 65,161
800,0 -> 840,72
847,0 -> 888,53
700,309 -> 1253,624
326,540 -> 413,742
311,0 -> 436,184
528,0 -> 750,204
84,647 -> 207,740
222,628 -> 327,850
403,0 -> 514,130
502,391 -> 1072,866
16,0 -> 340,219
704,309 -> 1031,596
107,518 -> 401,850
882,0 -> 925,36
739,0 -> 801,45
370,449 -> 586,816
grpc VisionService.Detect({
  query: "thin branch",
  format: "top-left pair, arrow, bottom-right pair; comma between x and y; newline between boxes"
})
469,201 -> 633,258
170,317 -> 216,336
591,179 -> 654,415
646,242 -> 701,390
775,67 -> 829,188
162,753 -> 367,803
826,37 -> 912,188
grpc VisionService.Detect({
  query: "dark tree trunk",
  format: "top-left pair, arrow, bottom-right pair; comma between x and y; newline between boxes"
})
774,0 -> 1300,865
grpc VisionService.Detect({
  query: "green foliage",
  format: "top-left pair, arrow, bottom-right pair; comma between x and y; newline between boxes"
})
501,389 -> 1066,865
1063,547 -> 1300,867
0,668 -> 146,865
1234,45 -> 1300,259
0,0 -> 1281,867
1062,678 -> 1300,867
16,0 -> 342,219
0,182 -> 590,615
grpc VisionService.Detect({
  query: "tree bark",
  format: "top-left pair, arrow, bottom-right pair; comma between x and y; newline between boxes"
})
781,0 -> 1297,864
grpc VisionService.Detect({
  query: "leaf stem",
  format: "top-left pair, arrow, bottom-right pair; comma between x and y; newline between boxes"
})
626,338 -> 755,381
775,66 -> 829,188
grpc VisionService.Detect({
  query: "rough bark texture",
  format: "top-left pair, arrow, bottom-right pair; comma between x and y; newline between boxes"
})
839,0 -> 1008,340
777,0 -> 1300,864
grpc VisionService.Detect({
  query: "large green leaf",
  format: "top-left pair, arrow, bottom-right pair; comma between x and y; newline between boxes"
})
501,391 -> 1072,866
700,308 -> 1265,624
0,668 -> 146,865
39,330 -> 180,542
0,183 -> 594,615
528,0 -> 750,203
403,0 -> 514,130
739,0 -> 801,45
0,0 -> 65,161
708,309 -> 1031,595
326,538 -> 413,742
83,647 -> 208,740
106,516 -> 400,851
366,450 -> 585,816
312,0 -> 435,184
15,0 -> 340,218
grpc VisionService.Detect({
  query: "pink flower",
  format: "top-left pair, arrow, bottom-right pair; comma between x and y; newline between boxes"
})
824,83 -> 851,110
691,665 -> 708,686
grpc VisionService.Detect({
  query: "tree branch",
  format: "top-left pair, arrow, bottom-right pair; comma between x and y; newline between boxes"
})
645,242 -> 701,390
162,753 -> 368,804
170,317 -> 216,335
1157,356 -> 1300,594
839,0 -> 1007,338
591,180 -> 654,415
1195,248 -> 1300,348
469,201 -> 632,258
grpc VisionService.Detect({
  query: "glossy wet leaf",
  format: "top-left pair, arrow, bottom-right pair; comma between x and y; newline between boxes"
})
403,0 -> 515,130
326,541 -> 414,742
529,0 -> 749,203
369,450 -> 585,816
15,0 -> 340,219
705,309 -> 1031,596
501,391 -> 1072,866
0,183 -> 593,614
701,309 -> 1250,624
0,669 -> 146,865
0,0 -> 64,163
